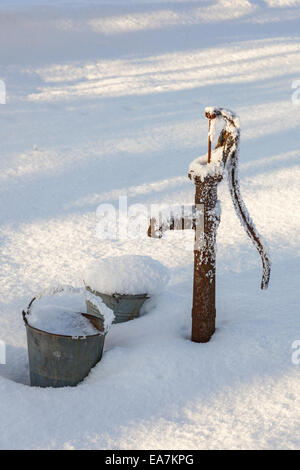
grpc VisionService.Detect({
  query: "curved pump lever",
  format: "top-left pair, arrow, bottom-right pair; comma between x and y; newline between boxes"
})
205,107 -> 271,290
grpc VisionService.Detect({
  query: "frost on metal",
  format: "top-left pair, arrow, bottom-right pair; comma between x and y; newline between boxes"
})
0,340 -> 6,365
27,284 -> 114,335
204,106 -> 271,290
148,204 -> 203,239
189,148 -> 224,182
198,201 -> 221,284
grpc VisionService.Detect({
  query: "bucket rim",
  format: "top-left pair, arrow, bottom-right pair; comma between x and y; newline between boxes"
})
85,285 -> 150,300
22,298 -> 104,339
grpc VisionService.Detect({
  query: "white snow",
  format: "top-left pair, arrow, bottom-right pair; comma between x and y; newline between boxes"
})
84,255 -> 169,295
84,289 -> 115,332
26,286 -> 114,335
27,292 -> 99,337
188,148 -> 224,181
0,0 -> 299,451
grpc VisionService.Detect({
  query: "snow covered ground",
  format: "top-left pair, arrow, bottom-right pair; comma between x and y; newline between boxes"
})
0,0 -> 299,450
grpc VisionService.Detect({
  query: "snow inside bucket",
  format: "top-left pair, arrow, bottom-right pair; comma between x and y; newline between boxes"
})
84,255 -> 169,323
23,286 -> 115,388
26,286 -> 114,336
28,293 -> 99,337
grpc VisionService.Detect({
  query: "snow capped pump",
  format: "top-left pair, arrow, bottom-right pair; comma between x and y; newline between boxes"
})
148,107 -> 271,343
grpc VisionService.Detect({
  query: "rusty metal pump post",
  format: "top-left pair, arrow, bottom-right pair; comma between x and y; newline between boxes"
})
148,107 -> 271,344
190,172 -> 222,343
189,111 -> 221,342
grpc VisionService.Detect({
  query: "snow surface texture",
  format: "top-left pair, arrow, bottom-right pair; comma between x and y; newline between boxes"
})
84,255 -> 169,295
0,0 -> 299,450
148,203 -> 201,239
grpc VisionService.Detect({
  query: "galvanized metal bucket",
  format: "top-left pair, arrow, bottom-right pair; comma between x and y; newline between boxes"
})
85,286 -> 149,324
23,298 -> 105,388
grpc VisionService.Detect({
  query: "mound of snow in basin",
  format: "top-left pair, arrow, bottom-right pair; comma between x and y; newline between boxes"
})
27,292 -> 100,337
84,255 -> 170,296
